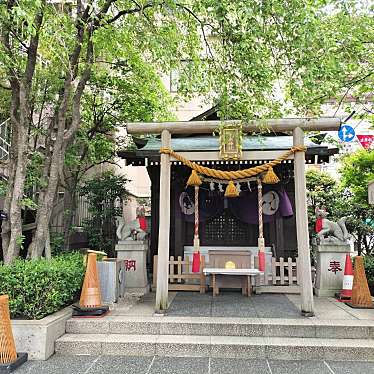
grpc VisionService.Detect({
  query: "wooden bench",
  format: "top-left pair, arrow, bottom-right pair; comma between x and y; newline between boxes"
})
204,250 -> 261,296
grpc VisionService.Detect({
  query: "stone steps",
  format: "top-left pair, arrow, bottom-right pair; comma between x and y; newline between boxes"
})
57,316 -> 374,360
66,316 -> 374,339
55,333 -> 374,361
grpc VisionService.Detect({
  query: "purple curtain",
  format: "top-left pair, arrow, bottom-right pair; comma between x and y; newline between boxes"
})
178,186 -> 293,224
228,187 -> 293,224
179,188 -> 224,223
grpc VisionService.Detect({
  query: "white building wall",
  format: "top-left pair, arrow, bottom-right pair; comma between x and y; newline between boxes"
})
160,73 -> 211,121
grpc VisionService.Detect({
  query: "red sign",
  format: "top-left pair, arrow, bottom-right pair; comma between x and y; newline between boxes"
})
357,135 -> 374,150
124,260 -> 136,271
328,260 -> 342,274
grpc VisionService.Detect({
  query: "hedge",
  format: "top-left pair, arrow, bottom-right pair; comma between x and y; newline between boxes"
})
0,252 -> 85,320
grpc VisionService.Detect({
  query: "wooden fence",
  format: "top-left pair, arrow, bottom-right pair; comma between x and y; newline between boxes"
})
256,257 -> 300,294
152,255 -> 206,293
152,255 -> 300,294
263,257 -> 300,285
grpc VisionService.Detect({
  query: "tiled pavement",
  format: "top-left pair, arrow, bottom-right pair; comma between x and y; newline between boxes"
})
19,293 -> 374,373
13,355 -> 374,374
113,291 -> 374,321
167,293 -> 302,319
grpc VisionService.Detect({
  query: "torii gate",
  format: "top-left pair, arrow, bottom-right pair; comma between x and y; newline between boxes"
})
126,118 -> 341,316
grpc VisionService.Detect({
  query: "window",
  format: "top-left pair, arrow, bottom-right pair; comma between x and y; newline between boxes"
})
202,210 -> 256,246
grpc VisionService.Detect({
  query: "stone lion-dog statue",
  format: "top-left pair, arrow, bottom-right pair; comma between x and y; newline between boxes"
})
116,207 -> 148,241
315,207 -> 350,244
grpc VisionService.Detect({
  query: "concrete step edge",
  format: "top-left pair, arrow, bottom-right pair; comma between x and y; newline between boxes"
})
65,319 -> 374,339
66,316 -> 374,326
56,334 -> 374,346
55,334 -> 374,361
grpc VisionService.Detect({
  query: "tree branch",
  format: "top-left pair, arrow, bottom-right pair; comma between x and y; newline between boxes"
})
24,2 -> 45,86
64,27 -> 94,143
104,2 -> 155,25
176,3 -> 215,59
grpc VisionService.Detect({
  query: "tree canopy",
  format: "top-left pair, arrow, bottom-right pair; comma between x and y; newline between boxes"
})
306,151 -> 374,255
0,0 -> 373,261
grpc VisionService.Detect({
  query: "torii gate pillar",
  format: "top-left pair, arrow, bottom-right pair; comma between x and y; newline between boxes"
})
293,127 -> 314,316
155,130 -> 171,312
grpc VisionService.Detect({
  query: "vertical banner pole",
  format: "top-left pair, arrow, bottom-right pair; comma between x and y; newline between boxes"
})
194,185 -> 200,250
257,178 -> 265,272
192,185 -> 201,273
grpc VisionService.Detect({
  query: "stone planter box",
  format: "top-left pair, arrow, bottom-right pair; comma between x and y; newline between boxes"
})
11,306 -> 72,360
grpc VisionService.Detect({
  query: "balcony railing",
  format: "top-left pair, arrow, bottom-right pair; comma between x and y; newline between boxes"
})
0,118 -> 10,160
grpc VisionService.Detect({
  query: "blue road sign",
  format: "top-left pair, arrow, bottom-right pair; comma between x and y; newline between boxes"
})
338,125 -> 355,142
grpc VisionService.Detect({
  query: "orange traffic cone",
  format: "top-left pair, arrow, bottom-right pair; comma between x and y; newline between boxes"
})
347,256 -> 374,309
0,295 -> 27,372
337,254 -> 354,301
73,253 -> 109,317
80,253 -> 102,308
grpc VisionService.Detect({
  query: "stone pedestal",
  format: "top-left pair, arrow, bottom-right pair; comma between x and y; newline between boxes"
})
115,240 -> 149,293
314,243 -> 351,297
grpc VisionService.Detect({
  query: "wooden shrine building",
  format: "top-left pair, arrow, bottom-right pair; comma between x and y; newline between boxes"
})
121,117 -> 341,316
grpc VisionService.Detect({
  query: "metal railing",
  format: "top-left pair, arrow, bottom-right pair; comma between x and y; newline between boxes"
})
0,119 -> 10,160
49,192 -> 92,233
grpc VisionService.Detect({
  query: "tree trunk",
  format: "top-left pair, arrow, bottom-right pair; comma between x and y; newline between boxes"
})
62,186 -> 78,250
29,145 -> 63,258
45,226 -> 51,259
2,80 -> 20,262
357,233 -> 362,256
4,84 -> 29,263
2,119 -> 18,261
29,29 -> 94,257
1,4 -> 44,262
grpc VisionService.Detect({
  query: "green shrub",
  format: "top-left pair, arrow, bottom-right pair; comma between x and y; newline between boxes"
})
364,255 -> 374,288
0,252 -> 84,320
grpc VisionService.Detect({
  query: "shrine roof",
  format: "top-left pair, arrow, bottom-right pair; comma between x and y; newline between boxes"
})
118,134 -> 338,165
137,135 -> 326,152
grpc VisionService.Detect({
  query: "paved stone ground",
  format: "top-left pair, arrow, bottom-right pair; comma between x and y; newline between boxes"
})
13,355 -> 374,374
112,291 -> 374,321
167,292 -> 301,318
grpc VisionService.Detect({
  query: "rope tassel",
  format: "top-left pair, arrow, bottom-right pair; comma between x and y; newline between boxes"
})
160,146 -> 306,181
187,170 -> 202,186
262,166 -> 280,184
225,180 -> 239,198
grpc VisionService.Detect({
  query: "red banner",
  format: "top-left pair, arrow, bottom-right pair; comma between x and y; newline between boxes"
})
357,135 -> 374,150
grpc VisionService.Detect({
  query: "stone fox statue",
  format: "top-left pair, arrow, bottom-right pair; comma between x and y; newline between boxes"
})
116,207 -> 148,241
315,207 -> 350,243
